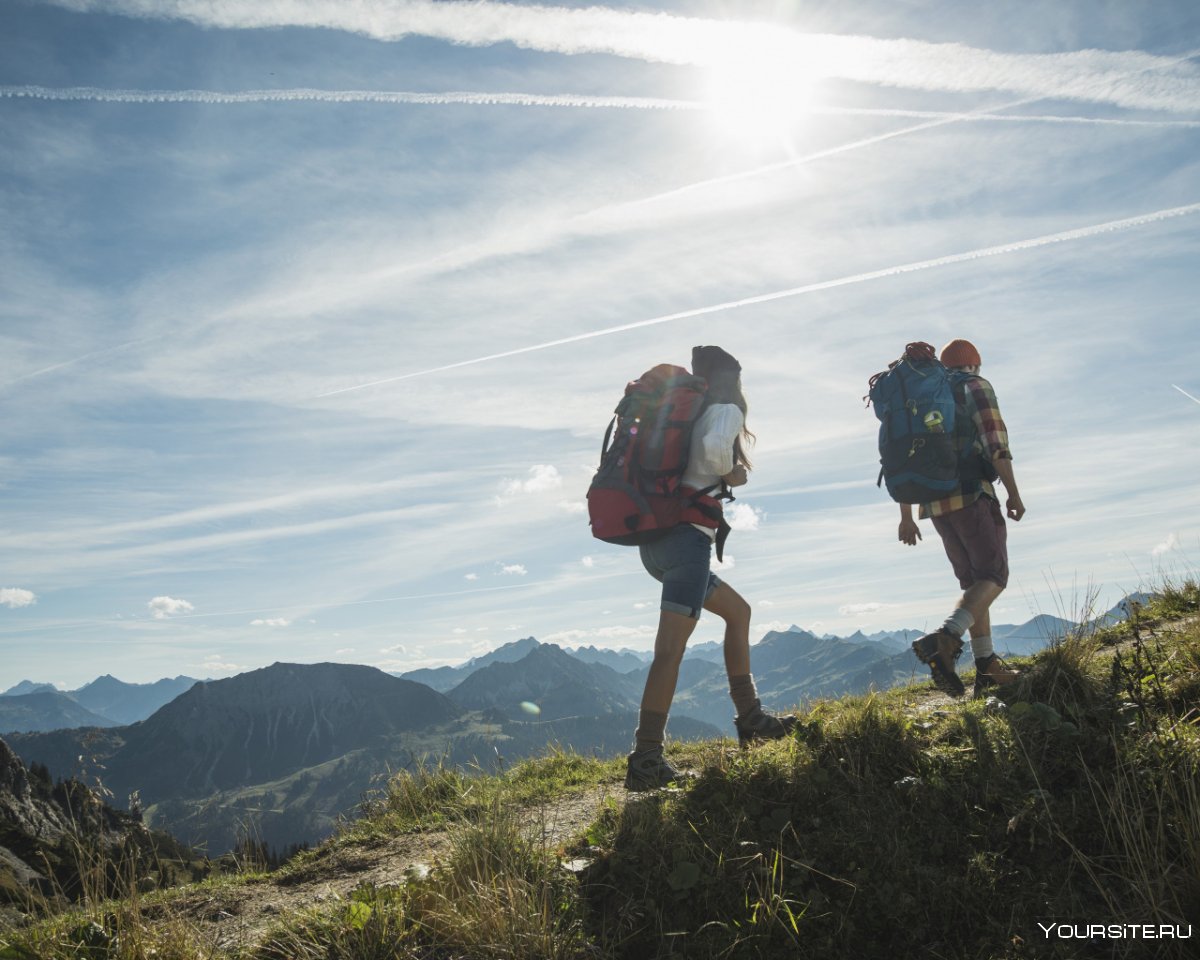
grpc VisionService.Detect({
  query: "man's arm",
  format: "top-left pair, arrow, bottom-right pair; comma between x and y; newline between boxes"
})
993,456 -> 1025,521
898,502 -> 922,545
966,377 -> 1024,521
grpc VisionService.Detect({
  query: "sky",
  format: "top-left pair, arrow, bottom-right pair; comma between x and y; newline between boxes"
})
2,0 -> 1198,689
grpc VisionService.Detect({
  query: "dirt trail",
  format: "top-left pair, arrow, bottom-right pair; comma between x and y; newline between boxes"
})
167,785 -> 616,954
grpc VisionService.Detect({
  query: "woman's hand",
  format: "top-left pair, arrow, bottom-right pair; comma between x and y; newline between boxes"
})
722,465 -> 748,487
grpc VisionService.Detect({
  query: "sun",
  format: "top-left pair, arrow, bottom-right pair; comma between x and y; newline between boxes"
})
702,47 -> 818,150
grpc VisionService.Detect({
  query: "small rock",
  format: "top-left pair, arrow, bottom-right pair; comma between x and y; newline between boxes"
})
403,862 -> 431,882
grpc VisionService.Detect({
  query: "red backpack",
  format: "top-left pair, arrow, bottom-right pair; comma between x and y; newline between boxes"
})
587,364 -> 728,550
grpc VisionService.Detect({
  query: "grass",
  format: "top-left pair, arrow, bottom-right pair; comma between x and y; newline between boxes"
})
3,581 -> 1197,959
274,746 -> 614,884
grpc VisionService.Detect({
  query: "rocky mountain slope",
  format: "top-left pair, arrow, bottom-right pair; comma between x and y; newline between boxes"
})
0,736 -> 182,906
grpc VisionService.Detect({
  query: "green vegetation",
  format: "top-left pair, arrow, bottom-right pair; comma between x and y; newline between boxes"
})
3,582 -> 1197,959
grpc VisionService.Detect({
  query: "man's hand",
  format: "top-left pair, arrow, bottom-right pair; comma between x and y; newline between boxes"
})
723,465 -> 748,488
899,516 -> 922,546
993,457 -> 1024,521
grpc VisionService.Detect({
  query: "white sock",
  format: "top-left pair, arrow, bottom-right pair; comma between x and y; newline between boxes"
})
942,607 -> 975,638
970,634 -> 994,659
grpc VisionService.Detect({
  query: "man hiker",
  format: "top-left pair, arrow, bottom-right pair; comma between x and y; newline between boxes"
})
898,339 -> 1025,698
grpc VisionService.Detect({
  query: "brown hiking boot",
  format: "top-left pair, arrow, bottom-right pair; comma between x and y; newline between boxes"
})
734,709 -> 798,749
973,654 -> 1020,698
624,748 -> 693,791
912,629 -> 965,698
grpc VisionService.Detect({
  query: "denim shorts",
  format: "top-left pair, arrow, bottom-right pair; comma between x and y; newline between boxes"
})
638,524 -> 722,620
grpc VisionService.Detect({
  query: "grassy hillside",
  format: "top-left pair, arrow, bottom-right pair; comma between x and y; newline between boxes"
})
2,581 -> 1197,959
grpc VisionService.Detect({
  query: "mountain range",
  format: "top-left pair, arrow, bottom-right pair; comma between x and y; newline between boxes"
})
0,674 -> 199,733
5,657 -> 718,854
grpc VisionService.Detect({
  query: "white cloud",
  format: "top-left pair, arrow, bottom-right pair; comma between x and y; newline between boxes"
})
712,554 -> 735,571
148,595 -> 194,619
335,647 -> 356,655
838,602 -> 895,616
581,556 -> 595,567
250,617 -> 291,627
55,1 -> 1200,112
557,499 -> 587,514
381,644 -> 408,655
1152,533 -> 1179,558
465,573 -> 479,580
542,624 -> 656,645
499,563 -> 528,576
199,655 -> 244,674
541,629 -> 587,644
726,502 -> 764,531
502,464 -> 562,496
453,628 -> 468,634
0,588 -> 37,609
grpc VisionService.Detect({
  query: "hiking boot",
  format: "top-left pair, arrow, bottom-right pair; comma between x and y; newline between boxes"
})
734,709 -> 799,748
912,629 -> 966,698
624,748 -> 688,791
972,654 -> 1020,698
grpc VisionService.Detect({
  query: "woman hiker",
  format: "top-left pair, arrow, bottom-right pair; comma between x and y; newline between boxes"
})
625,345 -> 797,791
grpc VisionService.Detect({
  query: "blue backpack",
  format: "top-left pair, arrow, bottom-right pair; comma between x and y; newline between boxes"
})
867,342 -> 990,504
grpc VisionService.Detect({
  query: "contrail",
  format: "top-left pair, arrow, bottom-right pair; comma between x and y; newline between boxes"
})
39,0 -> 1200,113
6,85 -> 1199,129
622,46 -> 1200,209
810,105 -> 1200,129
1174,384 -> 1200,405
315,201 -> 1200,398
618,109 -> 1011,210
0,336 -> 159,391
0,84 -> 696,111
264,48 -> 1200,306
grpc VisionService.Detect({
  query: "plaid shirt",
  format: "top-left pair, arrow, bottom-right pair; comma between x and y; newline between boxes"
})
921,375 -> 1012,518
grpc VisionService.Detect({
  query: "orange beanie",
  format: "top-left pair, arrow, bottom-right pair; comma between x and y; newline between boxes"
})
940,339 -> 982,368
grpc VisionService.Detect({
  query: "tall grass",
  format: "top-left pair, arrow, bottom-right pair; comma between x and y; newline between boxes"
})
0,832 -> 218,960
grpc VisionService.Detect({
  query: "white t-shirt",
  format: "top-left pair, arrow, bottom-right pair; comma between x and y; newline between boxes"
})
681,403 -> 743,537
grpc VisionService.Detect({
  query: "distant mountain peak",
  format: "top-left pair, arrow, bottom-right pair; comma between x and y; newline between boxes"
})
1,680 -> 58,698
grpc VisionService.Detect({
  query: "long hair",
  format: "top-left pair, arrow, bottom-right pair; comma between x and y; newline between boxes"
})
692,347 -> 756,471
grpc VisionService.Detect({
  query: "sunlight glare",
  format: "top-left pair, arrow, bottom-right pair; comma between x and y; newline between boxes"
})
702,46 -> 817,149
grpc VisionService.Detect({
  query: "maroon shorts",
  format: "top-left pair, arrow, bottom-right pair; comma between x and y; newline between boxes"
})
931,495 -> 1008,589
